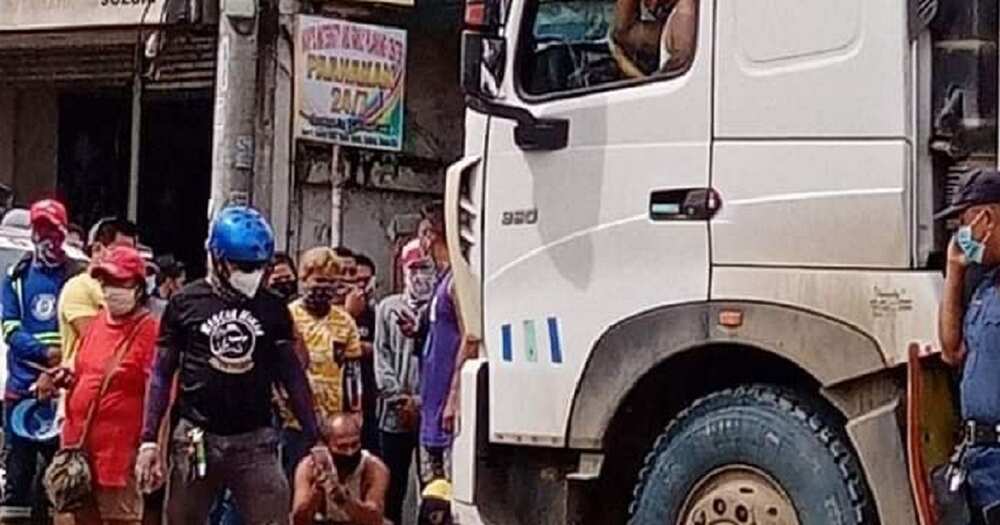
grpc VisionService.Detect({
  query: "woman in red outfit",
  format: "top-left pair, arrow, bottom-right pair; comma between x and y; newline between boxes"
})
56,246 -> 159,525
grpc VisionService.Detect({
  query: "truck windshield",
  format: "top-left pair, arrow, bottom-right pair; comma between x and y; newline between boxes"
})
520,0 -> 698,96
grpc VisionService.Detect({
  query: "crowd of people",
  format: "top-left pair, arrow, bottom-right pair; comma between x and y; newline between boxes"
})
0,198 -> 469,525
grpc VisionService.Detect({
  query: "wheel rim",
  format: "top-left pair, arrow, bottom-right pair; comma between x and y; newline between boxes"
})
676,465 -> 800,525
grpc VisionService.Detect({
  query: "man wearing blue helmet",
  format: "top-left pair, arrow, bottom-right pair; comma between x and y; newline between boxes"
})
134,207 -> 321,525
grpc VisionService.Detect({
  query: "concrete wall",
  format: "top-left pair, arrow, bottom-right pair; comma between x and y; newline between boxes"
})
13,89 -> 58,203
402,20 -> 465,161
283,4 -> 465,299
0,88 -> 13,188
0,87 -> 58,204
289,182 -> 431,299
290,182 -> 336,258
341,187 -> 434,297
287,149 -> 440,299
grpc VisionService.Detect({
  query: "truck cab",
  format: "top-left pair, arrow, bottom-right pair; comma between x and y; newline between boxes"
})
446,1 -> 997,523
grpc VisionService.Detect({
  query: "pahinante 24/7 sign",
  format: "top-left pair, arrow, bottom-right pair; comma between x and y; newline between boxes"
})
295,16 -> 406,152
0,0 -> 166,31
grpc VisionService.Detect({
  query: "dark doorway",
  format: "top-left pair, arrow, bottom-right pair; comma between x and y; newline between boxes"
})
139,91 -> 213,278
57,91 -> 132,230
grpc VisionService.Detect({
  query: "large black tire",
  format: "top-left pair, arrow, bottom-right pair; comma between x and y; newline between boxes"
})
628,385 -> 876,525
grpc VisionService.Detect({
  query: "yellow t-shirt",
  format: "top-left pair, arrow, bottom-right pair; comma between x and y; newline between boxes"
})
58,272 -> 103,365
279,300 -> 362,429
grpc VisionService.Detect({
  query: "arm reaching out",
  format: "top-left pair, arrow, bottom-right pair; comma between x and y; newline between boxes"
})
341,458 -> 390,525
612,0 -> 663,58
277,337 -> 321,443
140,344 -> 180,443
940,237 -> 970,366
291,458 -> 323,525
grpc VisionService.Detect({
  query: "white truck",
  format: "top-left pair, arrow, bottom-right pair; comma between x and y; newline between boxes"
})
444,0 -> 996,523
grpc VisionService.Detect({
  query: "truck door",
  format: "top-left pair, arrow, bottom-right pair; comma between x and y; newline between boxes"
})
479,0 -> 713,444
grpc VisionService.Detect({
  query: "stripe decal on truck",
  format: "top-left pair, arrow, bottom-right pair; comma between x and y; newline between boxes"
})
500,317 -> 563,365
547,317 -> 563,364
501,324 -> 513,362
523,320 -> 538,363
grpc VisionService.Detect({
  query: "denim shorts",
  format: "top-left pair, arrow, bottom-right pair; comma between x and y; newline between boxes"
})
965,446 -> 1000,510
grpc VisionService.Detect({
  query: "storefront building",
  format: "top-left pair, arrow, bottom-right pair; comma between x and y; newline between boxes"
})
283,0 -> 465,293
0,0 -> 218,273
0,0 -> 466,291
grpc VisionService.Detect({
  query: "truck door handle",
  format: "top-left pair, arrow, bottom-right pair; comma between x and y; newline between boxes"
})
649,188 -> 721,221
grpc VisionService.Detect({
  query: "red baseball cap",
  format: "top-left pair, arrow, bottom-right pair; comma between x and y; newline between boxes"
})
29,199 -> 68,229
400,238 -> 426,269
91,245 -> 146,282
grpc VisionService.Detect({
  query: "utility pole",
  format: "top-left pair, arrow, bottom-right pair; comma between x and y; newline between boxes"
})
208,0 -> 261,219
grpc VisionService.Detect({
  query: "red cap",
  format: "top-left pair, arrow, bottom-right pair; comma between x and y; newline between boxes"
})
400,238 -> 426,269
29,199 -> 67,229
91,246 -> 146,282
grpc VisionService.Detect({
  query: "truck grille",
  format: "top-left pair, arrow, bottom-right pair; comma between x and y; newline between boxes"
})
458,167 -> 481,268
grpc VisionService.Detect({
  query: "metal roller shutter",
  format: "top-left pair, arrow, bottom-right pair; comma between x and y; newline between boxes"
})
0,30 -> 216,90
147,33 -> 217,90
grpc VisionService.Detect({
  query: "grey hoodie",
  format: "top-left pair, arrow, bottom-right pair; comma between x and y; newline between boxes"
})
374,293 -> 422,433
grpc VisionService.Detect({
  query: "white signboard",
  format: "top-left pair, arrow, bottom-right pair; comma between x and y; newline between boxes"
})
0,0 -> 167,31
294,16 -> 407,152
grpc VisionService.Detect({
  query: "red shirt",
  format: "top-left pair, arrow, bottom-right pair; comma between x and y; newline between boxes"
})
62,309 -> 159,488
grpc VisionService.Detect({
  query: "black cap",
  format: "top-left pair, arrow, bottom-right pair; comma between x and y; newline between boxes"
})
935,168 -> 1000,219
154,254 -> 185,278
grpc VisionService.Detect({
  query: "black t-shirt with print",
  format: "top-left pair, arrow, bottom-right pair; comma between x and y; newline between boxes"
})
356,306 -> 379,451
356,306 -> 376,344
159,279 -> 295,436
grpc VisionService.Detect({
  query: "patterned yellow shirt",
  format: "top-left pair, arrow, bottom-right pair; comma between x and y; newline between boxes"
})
279,300 -> 362,429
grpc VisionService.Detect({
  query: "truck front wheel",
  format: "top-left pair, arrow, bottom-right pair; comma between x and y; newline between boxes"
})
628,385 -> 876,524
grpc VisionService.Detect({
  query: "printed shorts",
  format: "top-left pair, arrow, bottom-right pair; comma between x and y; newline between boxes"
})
419,445 -> 452,485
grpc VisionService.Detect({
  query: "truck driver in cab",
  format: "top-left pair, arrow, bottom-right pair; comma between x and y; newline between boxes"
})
610,0 -> 697,78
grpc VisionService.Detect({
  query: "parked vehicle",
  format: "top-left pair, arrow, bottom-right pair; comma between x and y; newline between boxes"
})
448,0 -> 991,523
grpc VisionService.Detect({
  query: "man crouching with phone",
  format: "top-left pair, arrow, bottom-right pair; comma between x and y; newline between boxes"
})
292,414 -> 389,525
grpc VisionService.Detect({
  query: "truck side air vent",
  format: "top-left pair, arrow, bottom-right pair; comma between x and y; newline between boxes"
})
931,0 -> 997,161
909,0 -> 939,39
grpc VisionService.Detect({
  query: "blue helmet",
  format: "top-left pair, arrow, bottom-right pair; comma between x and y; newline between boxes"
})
208,207 -> 275,263
10,398 -> 58,442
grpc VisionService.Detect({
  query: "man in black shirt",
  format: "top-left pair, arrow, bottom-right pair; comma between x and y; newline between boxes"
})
267,252 -> 298,303
351,254 -> 381,456
135,207 -> 320,525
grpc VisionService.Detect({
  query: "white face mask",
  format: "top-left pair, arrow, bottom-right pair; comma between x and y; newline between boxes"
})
229,270 -> 264,298
105,286 -> 138,317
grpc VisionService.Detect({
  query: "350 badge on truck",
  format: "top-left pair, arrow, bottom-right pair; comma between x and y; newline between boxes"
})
501,209 -> 538,226
100,0 -> 155,6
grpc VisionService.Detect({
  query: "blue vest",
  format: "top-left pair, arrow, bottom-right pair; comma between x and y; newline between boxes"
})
1,257 -> 72,398
962,270 -> 1000,423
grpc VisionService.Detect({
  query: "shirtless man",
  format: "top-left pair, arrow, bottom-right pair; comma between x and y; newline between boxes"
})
611,0 -> 698,77
292,415 -> 390,525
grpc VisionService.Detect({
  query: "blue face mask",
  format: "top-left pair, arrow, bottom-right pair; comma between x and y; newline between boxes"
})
957,225 -> 986,264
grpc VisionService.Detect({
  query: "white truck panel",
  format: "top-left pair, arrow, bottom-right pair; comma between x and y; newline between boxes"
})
712,267 -> 942,367
711,140 -> 911,267
482,157 -> 710,443
452,358 -> 486,504
715,0 -> 909,138
481,0 -> 715,445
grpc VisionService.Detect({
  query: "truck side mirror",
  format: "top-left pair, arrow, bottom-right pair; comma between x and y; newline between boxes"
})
461,31 -> 506,101
461,30 -> 569,151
